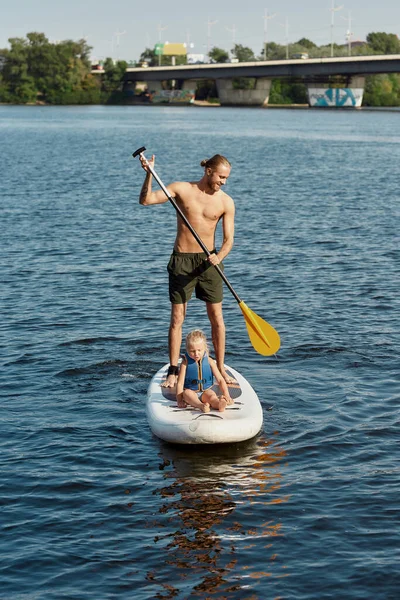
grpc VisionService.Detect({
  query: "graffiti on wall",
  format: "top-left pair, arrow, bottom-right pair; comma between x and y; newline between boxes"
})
150,89 -> 195,104
308,88 -> 364,108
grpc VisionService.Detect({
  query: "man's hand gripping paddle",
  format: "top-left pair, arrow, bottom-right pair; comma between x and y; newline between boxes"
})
133,146 -> 280,356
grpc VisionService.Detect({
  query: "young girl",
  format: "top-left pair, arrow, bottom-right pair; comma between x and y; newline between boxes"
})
176,329 -> 234,413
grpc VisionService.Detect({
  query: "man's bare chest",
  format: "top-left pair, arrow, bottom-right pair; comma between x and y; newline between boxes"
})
177,196 -> 223,224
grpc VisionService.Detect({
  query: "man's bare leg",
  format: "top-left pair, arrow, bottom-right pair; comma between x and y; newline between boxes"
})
206,302 -> 235,384
161,302 -> 187,388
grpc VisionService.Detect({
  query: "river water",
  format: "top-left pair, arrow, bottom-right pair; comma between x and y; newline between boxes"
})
1,105 -> 399,599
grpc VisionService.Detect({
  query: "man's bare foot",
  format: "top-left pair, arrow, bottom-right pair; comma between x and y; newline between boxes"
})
177,398 -> 187,408
161,365 -> 179,388
218,397 -> 227,412
220,369 -> 236,385
201,402 -> 210,413
161,374 -> 177,388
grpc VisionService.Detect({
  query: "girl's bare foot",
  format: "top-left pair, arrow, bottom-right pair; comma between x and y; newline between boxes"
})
218,398 -> 227,412
201,402 -> 210,413
219,394 -> 233,406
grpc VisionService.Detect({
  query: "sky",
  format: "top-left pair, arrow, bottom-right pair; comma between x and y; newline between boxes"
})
1,0 -> 399,63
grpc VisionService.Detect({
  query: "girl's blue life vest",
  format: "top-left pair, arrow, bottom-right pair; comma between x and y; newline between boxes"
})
184,352 -> 214,392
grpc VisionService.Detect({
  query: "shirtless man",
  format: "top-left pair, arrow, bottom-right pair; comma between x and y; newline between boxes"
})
139,153 -> 235,388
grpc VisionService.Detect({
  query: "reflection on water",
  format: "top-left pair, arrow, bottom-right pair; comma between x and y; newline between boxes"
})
147,434 -> 288,598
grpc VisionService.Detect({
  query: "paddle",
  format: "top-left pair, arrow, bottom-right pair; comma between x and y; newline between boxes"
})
133,146 -> 280,356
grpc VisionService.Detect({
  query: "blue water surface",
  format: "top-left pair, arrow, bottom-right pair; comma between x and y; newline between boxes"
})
1,104 -> 399,599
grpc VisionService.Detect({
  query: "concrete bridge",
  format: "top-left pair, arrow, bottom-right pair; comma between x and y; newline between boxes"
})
120,55 -> 400,107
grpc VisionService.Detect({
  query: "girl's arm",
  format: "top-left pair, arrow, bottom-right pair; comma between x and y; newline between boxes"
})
209,358 -> 232,402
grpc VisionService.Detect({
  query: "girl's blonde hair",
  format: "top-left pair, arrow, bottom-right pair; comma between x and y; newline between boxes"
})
185,329 -> 209,353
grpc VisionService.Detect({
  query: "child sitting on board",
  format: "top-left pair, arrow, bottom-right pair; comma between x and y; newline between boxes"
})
176,329 -> 234,413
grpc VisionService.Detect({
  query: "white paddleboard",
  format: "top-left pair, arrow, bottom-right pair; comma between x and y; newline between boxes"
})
146,363 -> 263,444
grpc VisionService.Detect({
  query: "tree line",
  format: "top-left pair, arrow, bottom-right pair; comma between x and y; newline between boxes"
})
0,33 -> 127,104
1,31 -> 400,106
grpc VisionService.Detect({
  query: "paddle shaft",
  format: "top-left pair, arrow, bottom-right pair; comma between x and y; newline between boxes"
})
135,149 -> 242,304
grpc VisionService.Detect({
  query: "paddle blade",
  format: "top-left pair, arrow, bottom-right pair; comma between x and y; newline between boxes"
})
239,301 -> 280,356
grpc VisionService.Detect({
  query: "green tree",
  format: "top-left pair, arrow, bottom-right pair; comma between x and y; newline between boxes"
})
262,42 -> 286,60
366,32 -> 400,55
364,73 -> 400,106
0,32 -> 102,104
208,47 -> 229,63
295,38 -> 316,49
139,47 -> 157,66
269,79 -> 307,104
102,58 -> 128,92
26,33 -> 68,101
1,37 -> 37,103
232,44 -> 256,62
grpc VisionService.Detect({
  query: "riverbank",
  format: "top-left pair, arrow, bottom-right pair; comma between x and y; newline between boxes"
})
193,101 -> 309,108
1,100 -> 399,111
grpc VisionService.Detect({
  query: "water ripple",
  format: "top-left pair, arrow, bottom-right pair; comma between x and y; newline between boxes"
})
1,105 -> 399,599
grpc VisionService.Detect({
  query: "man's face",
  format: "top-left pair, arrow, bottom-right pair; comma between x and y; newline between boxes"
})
207,164 -> 231,192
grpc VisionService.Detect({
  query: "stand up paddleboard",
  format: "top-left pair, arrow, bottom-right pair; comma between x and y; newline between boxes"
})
146,363 -> 263,444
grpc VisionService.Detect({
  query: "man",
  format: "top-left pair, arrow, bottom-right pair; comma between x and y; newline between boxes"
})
139,153 -> 235,388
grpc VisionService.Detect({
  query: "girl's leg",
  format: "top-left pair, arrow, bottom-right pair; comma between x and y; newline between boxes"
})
201,389 -> 227,412
183,389 -> 210,413
221,394 -> 234,405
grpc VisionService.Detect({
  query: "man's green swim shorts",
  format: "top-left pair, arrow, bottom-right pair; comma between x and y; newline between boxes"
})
167,250 -> 224,304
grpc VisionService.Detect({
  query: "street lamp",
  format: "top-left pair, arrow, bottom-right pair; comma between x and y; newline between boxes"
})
330,0 -> 344,58
114,30 -> 126,61
207,17 -> 217,59
157,23 -> 167,65
279,17 -> 289,59
342,10 -> 353,56
263,8 -> 277,60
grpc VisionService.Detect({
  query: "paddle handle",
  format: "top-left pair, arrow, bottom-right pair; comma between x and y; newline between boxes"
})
134,147 -> 242,304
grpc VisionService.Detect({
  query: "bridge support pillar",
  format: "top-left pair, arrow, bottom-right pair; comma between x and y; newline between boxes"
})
307,76 -> 365,108
216,78 -> 271,106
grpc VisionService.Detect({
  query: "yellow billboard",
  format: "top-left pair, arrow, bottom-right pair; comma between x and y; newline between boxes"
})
162,43 -> 187,56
